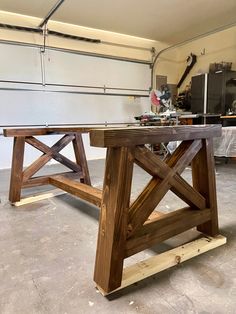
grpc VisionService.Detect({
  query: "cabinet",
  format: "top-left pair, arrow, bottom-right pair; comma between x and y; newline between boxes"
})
191,71 -> 236,115
191,74 -> 207,114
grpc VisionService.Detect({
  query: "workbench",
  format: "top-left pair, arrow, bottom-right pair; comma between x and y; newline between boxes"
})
3,125 -> 226,295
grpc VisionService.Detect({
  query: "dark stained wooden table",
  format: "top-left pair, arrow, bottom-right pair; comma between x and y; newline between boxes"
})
4,125 -> 225,295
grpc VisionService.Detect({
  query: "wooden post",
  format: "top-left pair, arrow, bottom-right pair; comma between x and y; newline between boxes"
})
73,133 -> 91,185
192,138 -> 219,236
9,137 -> 25,203
94,147 -> 134,293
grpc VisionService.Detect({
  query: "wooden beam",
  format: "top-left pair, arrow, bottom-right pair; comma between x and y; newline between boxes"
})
22,176 -> 50,188
49,175 -> 102,207
98,235 -> 226,296
192,138 -> 219,236
126,207 -> 211,257
165,139 -> 201,174
170,174 -> 206,209
3,127 -> 92,137
9,137 -> 25,203
134,145 -> 172,178
145,210 -> 164,223
90,125 -> 222,147
25,134 -> 74,153
22,172 -> 80,188
134,145 -> 206,210
73,133 -> 91,185
128,140 -> 203,236
24,135 -> 80,181
94,147 -> 134,293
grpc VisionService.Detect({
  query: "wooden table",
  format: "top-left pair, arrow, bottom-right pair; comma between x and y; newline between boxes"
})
4,125 -> 226,295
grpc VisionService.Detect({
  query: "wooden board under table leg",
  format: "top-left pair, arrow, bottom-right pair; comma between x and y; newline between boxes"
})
94,147 -> 134,293
98,234 -> 226,296
9,136 -> 25,203
12,189 -> 66,207
192,138 -> 219,236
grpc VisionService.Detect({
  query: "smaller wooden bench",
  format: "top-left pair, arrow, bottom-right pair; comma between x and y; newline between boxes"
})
3,127 -> 92,204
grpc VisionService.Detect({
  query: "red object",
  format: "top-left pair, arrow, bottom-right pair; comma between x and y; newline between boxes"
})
150,90 -> 160,106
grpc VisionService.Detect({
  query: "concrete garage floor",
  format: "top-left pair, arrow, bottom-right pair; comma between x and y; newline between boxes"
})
0,159 -> 235,314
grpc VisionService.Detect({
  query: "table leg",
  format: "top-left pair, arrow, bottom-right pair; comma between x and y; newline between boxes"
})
9,137 -> 25,203
94,147 -> 134,293
192,138 -> 219,236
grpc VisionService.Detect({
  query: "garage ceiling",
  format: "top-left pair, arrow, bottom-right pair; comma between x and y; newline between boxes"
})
1,0 -> 236,44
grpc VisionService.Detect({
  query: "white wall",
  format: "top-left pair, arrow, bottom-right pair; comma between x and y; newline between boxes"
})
0,11 -> 158,169
176,26 -> 236,91
150,25 -> 236,91
4,11 -> 234,169
0,46 -> 150,169
153,49 -> 180,85
0,92 -> 150,169
0,10 -> 160,60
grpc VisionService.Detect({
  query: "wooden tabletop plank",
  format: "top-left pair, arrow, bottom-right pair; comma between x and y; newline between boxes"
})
3,127 -> 93,137
90,125 -> 222,147
3,123 -> 140,137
